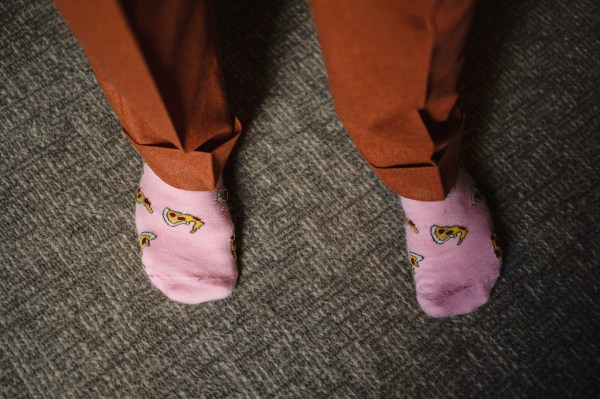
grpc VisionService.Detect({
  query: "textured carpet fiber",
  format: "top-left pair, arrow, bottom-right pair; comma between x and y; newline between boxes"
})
1,0 -> 599,397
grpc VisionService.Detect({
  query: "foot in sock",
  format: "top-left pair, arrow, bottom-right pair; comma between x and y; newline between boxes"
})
135,163 -> 238,304
400,167 -> 502,317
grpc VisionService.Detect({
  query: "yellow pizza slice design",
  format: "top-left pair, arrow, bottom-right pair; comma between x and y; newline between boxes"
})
404,216 -> 419,234
231,233 -> 237,262
138,232 -> 156,255
471,184 -> 483,205
491,233 -> 503,263
408,252 -> 424,268
136,188 -> 153,213
163,208 -> 205,234
430,225 -> 468,246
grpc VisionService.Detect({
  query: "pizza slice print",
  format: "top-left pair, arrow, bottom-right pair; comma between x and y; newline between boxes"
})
230,233 -> 237,262
138,232 -> 156,255
163,208 -> 205,234
430,225 -> 468,246
404,216 -> 419,234
471,184 -> 483,205
491,233 -> 503,263
136,188 -> 153,213
408,252 -> 424,268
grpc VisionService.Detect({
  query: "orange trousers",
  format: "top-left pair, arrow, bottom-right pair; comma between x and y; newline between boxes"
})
54,0 -> 474,201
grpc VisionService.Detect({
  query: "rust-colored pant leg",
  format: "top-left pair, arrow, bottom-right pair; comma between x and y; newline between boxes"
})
309,0 -> 474,201
54,0 -> 241,190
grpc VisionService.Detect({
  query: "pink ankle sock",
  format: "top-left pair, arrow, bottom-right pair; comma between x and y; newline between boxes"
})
135,163 -> 238,304
401,168 -> 502,317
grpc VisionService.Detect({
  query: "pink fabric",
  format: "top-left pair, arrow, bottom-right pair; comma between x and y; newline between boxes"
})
136,163 -> 237,304
401,168 -> 502,317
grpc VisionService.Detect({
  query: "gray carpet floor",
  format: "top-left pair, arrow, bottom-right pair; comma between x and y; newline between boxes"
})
1,0 -> 599,397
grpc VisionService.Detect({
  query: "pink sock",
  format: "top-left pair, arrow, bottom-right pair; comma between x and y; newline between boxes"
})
401,168 -> 502,317
135,163 -> 237,304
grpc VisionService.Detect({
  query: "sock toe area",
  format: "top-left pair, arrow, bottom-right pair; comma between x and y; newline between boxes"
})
416,275 -> 499,318
148,273 -> 237,304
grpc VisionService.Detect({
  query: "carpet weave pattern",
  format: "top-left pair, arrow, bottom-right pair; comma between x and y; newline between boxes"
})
1,0 -> 599,397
